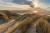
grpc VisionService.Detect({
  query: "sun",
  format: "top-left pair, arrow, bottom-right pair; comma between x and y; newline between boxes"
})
32,0 -> 40,7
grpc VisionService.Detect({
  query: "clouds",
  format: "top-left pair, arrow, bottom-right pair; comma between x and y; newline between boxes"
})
0,0 -> 22,7
0,0 -> 32,5
0,0 -> 32,10
0,0 -> 32,7
0,0 -> 12,2
0,0 -> 50,10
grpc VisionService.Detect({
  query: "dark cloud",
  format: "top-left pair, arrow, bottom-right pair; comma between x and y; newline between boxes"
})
12,0 -> 32,5
1,0 -> 32,5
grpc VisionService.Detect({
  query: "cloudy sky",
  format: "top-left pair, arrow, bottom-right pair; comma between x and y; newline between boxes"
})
39,0 -> 50,8
0,0 -> 50,9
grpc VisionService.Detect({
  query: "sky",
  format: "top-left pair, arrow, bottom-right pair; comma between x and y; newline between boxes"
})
39,0 -> 50,8
0,0 -> 50,10
40,0 -> 50,5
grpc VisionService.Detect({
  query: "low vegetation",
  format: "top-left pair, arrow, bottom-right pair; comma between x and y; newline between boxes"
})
0,10 -> 50,33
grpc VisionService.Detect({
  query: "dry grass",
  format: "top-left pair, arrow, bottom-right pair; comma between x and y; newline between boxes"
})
0,10 -> 50,33
36,17 -> 50,33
